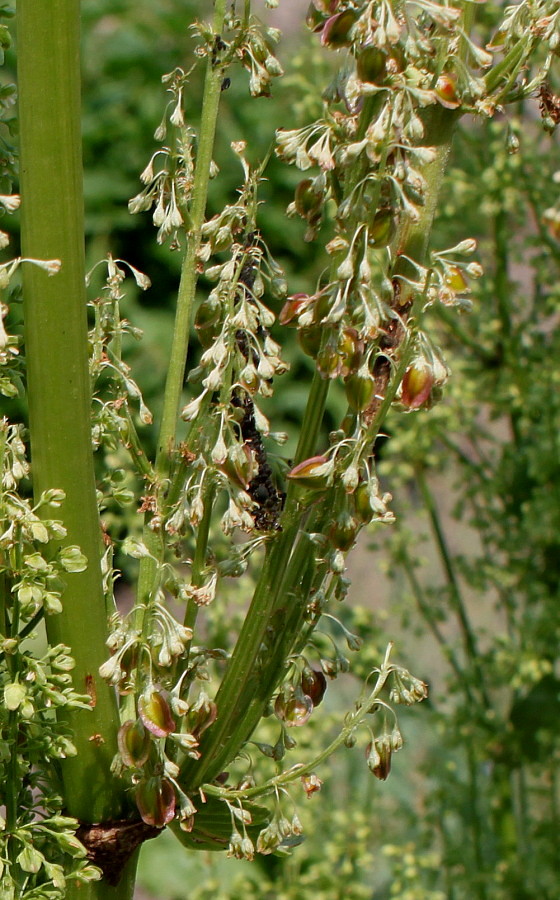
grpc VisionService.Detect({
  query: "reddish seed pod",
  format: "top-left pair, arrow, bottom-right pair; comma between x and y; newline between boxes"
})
136,776 -> 176,828
287,455 -> 332,490
435,73 -> 461,109
321,11 -> 358,48
118,718 -> 151,768
301,667 -> 328,706
279,294 -> 311,326
401,363 -> 434,409
138,688 -> 176,738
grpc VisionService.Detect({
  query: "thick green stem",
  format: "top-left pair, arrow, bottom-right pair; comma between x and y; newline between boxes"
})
18,0 -> 123,828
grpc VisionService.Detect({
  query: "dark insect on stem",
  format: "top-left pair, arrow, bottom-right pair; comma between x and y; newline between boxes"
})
212,34 -> 227,67
228,232 -> 285,530
232,390 -> 284,532
221,77 -> 231,92
539,83 -> 560,125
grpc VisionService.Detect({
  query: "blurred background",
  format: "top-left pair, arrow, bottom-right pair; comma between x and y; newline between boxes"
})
4,1 -> 560,897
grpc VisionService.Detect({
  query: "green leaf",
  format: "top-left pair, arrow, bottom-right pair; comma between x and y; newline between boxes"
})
170,795 -> 269,852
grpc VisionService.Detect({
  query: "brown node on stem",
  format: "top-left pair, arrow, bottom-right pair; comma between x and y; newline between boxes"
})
76,818 -> 162,887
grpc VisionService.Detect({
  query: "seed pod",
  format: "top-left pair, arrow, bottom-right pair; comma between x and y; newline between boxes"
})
435,73 -> 460,109
275,687 -> 313,726
354,481 -> 375,523
369,208 -> 397,247
338,327 -> 363,376
136,776 -> 176,828
444,265 -> 468,293
287,455 -> 333,490
401,363 -> 434,409
295,179 -> 323,217
317,342 -> 342,378
329,512 -> 359,551
357,46 -> 387,83
321,11 -> 357,48
344,368 -> 375,412
217,443 -> 255,490
195,296 -> 221,329
298,325 -> 322,359
138,688 -> 176,738
118,718 -> 151,768
306,3 -> 326,32
301,667 -> 328,706
280,293 -> 311,325
366,737 -> 392,780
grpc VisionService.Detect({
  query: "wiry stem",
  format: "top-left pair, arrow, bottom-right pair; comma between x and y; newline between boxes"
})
135,0 -> 229,614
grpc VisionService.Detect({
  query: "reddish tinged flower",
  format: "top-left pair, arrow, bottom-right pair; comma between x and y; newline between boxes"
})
301,773 -> 323,797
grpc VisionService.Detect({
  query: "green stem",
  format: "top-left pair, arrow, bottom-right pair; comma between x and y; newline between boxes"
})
17,0 -> 123,825
135,0 -> 228,611
467,742 -> 489,900
401,554 -> 468,692
416,468 -> 491,710
180,510 -> 305,787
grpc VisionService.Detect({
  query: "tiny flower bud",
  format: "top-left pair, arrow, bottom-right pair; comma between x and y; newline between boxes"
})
301,773 -> 322,797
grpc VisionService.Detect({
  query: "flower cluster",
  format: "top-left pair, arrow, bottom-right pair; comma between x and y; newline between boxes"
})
0,422 -> 104,893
